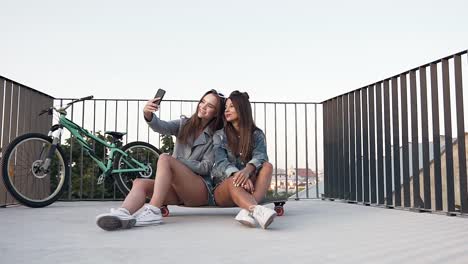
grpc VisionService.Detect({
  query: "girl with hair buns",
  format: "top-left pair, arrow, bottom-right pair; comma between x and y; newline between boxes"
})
211,91 -> 276,229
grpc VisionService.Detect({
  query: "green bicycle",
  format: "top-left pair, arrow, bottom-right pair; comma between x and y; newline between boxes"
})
1,96 -> 161,208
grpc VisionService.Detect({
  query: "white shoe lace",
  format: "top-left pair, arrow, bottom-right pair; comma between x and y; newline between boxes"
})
249,205 -> 265,219
136,207 -> 154,220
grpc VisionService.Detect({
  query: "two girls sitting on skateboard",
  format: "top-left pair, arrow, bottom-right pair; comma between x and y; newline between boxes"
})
96,90 -> 275,230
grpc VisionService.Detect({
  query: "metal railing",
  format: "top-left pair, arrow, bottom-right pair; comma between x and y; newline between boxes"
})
0,76 -> 54,206
323,50 -> 468,216
52,97 -> 323,201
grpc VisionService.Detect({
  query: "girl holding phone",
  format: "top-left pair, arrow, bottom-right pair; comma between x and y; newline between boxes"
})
96,89 -> 225,231
211,91 -> 276,229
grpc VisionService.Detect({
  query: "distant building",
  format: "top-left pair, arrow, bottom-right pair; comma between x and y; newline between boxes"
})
287,168 -> 317,185
271,167 -> 319,191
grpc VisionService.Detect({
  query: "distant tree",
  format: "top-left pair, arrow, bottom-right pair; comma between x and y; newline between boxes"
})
266,189 -> 289,200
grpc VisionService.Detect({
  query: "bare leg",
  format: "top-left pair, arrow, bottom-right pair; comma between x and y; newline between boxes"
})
121,178 -> 181,214
214,177 -> 257,210
149,154 -> 209,207
251,162 -> 273,203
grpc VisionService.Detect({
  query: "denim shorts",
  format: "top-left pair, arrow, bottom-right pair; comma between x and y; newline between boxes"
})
201,175 -> 216,206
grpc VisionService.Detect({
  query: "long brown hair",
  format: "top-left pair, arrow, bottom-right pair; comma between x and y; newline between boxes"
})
225,91 -> 258,162
178,90 -> 225,144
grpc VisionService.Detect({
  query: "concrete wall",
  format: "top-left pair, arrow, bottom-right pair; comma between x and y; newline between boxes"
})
395,134 -> 467,211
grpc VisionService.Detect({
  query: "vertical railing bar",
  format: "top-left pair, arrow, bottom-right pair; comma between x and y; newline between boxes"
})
392,77 -> 401,207
430,63 -> 442,211
264,103 -> 267,142
355,91 -> 362,202
80,101 -> 85,199
376,82 -> 385,205
329,98 -> 338,199
323,102 -> 328,198
315,104 -> 319,198
126,101 -> 129,145
114,100 -> 119,199
420,66 -> 431,210
136,101 -> 139,142
410,70 -> 422,209
362,88 -> 370,204
349,93 -> 356,201
383,80 -> 393,207
343,95 -> 350,201
295,104 -> 299,199
92,100 -> 96,199
284,104 -> 288,195
68,103 -> 74,200
254,103 -> 256,123
442,59 -> 455,212
158,102 -> 161,149
327,101 -> 332,198
305,104 -> 309,198
115,100 -> 118,131
368,85 -> 377,204
274,103 -> 278,196
453,54 -> 467,214
400,74 -> 411,208
102,100 -> 107,199
338,96 -> 344,200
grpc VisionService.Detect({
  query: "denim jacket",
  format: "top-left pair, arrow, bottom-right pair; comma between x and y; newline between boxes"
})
146,113 -> 214,177
211,128 -> 268,186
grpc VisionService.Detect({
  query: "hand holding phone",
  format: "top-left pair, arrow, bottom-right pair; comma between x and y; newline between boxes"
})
154,88 -> 166,105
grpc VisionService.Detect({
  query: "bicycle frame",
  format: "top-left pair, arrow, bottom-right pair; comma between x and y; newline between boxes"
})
56,114 -> 151,178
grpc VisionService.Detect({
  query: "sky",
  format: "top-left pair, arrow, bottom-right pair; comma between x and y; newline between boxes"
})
1,0 -> 467,103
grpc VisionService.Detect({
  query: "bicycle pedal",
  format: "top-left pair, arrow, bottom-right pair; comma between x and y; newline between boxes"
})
97,174 -> 105,185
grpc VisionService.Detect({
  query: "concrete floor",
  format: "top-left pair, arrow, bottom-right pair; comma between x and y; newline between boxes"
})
1,200 -> 467,264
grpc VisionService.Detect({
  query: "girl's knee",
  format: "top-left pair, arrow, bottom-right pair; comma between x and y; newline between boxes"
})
132,178 -> 145,188
260,162 -> 273,174
158,153 -> 173,164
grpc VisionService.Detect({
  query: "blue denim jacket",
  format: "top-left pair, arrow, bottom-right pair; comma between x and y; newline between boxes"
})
146,113 -> 214,177
211,128 -> 268,186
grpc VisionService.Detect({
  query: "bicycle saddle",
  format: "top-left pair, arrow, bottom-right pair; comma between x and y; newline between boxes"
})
104,131 -> 127,140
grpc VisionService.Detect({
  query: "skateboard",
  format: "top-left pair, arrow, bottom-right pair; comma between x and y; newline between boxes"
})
160,200 -> 287,217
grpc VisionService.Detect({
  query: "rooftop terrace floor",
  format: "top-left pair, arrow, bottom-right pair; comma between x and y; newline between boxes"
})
1,200 -> 467,264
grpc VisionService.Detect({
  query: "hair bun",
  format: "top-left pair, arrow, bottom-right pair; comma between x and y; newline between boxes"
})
229,90 -> 250,99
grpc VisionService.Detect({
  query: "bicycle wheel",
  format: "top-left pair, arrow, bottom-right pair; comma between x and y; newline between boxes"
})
113,141 -> 162,195
1,133 -> 70,208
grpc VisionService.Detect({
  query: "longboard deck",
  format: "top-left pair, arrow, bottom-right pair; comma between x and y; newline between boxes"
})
160,200 -> 287,217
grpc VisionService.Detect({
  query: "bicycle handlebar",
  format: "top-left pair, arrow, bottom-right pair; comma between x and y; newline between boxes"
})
38,95 -> 94,116
67,95 -> 94,106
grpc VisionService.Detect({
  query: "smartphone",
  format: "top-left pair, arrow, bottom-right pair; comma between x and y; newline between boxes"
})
154,88 -> 166,105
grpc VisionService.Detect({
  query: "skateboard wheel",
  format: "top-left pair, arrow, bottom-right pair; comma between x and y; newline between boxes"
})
160,206 -> 170,217
274,206 -> 284,216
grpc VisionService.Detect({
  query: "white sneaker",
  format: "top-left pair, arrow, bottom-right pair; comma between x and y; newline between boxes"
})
96,208 -> 136,231
252,205 -> 276,229
134,204 -> 163,227
235,209 -> 256,228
